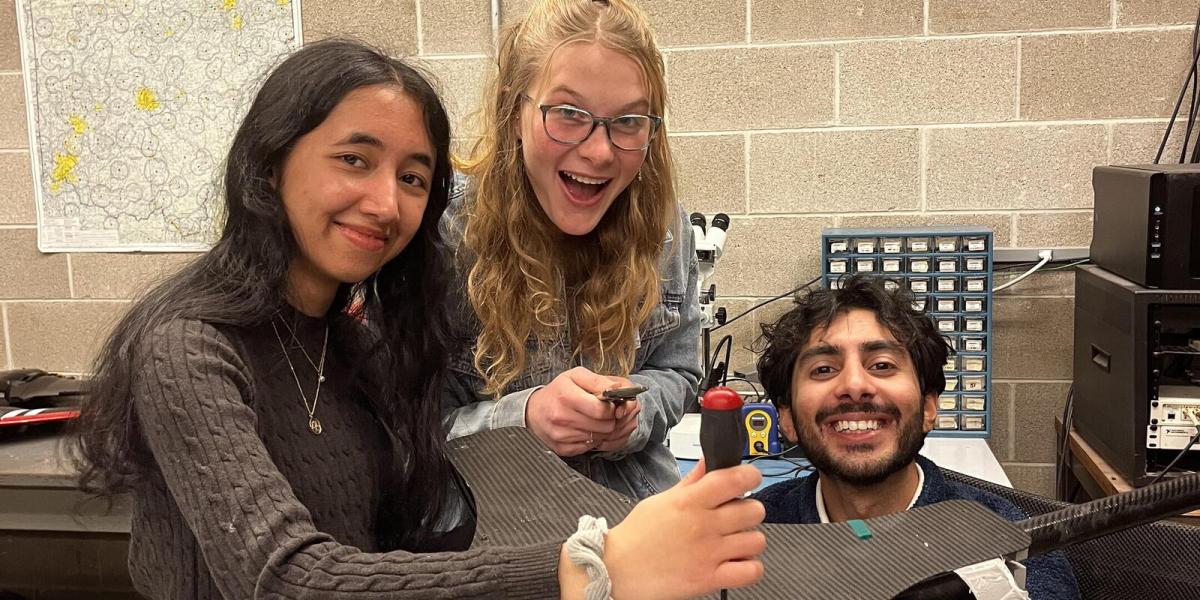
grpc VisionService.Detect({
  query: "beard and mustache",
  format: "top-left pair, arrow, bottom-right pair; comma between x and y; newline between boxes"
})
793,400 -> 927,487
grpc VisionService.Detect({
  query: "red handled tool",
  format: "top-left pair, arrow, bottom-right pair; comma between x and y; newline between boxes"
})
700,386 -> 745,471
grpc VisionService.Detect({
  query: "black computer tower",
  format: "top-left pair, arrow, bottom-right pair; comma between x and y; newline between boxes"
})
1073,265 -> 1200,485
1091,164 -> 1200,289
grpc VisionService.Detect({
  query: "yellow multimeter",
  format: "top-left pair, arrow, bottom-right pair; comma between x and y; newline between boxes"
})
741,403 -> 782,457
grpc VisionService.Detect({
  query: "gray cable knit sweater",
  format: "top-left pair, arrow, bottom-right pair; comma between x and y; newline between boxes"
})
125,315 -> 561,599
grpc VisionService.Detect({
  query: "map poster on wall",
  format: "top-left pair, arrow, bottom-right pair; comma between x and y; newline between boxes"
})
16,1 -> 303,252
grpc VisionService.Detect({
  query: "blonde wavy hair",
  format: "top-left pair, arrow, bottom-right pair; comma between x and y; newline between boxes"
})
457,0 -> 678,396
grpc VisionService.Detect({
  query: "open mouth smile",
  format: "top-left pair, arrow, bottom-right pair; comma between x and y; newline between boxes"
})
558,170 -> 612,206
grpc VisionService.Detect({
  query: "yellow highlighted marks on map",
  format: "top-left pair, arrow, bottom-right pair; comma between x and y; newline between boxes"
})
136,87 -> 161,111
50,151 -> 80,193
69,115 -> 88,135
49,114 -> 89,193
222,0 -> 246,30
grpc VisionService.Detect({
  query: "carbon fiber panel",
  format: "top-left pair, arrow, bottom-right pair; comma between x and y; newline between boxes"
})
447,427 -> 1030,599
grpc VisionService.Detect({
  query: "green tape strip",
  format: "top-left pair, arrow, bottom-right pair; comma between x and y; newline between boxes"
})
848,519 -> 873,540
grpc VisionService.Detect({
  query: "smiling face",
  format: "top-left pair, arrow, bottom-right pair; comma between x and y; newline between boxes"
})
277,84 -> 434,311
780,308 -> 938,487
518,42 -> 650,236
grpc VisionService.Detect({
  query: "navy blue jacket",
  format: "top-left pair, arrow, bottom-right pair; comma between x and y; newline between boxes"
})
753,455 -> 1080,599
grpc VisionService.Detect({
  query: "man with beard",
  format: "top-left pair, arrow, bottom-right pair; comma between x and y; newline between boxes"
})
751,274 -> 1078,599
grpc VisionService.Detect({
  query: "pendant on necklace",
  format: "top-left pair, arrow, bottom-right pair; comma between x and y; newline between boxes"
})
308,417 -> 323,436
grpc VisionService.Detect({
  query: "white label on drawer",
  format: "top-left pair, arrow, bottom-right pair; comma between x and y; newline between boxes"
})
883,240 -> 902,253
963,396 -> 987,411
830,260 -> 847,273
965,319 -> 984,332
965,300 -> 983,312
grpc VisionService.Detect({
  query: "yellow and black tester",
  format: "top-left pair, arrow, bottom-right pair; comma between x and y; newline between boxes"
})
741,403 -> 782,457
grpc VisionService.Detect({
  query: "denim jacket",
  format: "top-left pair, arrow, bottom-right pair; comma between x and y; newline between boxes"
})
439,178 -> 701,499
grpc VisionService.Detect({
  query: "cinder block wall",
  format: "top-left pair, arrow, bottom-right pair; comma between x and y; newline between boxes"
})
1,1 -> 1195,495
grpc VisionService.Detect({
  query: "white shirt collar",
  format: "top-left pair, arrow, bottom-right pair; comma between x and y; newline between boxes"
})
815,460 -> 926,524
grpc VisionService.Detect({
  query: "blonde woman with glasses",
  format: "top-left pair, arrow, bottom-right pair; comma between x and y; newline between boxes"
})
443,0 -> 701,501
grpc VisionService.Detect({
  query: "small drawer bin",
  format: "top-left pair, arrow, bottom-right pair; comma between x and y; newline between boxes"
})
935,236 -> 960,252
961,375 -> 987,392
962,394 -> 987,412
854,238 -> 877,254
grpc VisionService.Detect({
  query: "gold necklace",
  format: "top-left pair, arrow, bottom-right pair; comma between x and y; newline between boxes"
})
276,313 -> 321,372
270,319 -> 328,436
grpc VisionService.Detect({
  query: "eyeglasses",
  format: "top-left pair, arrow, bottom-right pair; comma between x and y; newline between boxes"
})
524,95 -> 662,151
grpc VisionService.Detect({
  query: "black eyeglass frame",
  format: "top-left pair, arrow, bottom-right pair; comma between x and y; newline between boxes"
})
524,95 -> 663,152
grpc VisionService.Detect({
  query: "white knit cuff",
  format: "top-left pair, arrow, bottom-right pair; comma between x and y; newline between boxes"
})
565,515 -> 612,600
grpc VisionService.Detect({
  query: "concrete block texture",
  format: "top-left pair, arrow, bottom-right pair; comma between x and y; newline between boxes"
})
666,46 -> 836,132
839,38 -> 1019,125
302,0 -> 418,56
420,0 -> 493,55
1110,121 -> 1187,164
1021,30 -> 1193,120
751,0 -> 923,42
993,297 -> 1074,379
0,150 -> 35,224
1010,381 -> 1072,463
0,74 -> 29,150
672,134 -> 746,215
0,228 -> 69,298
928,0 -> 1110,34
641,0 -> 745,47
1116,0 -> 1199,26
6,301 -> 129,372
0,0 -> 20,71
1015,212 -> 1093,247
989,384 -> 1015,462
926,125 -> 1107,211
748,128 -> 920,214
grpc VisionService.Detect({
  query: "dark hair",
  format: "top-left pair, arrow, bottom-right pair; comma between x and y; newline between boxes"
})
71,39 -> 456,550
755,274 -> 950,411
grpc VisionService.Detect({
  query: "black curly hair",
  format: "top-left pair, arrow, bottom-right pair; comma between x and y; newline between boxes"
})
755,274 -> 951,411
